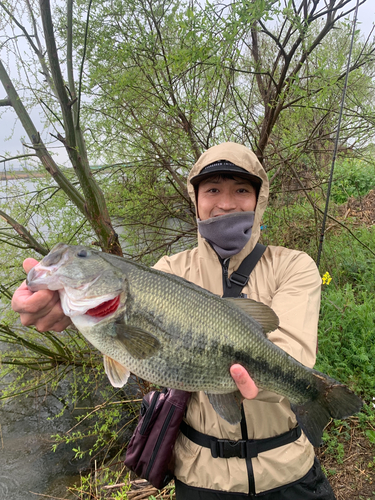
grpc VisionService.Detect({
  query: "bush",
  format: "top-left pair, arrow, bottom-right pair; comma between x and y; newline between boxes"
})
316,284 -> 375,398
318,226 -> 375,294
330,158 -> 375,204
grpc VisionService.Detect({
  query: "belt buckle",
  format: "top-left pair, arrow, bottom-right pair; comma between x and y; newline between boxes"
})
210,438 -> 247,459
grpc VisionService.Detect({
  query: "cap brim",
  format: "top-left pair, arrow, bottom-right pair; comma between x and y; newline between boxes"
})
190,164 -> 262,187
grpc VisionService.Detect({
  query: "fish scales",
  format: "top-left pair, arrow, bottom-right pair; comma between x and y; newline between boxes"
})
103,260 -> 321,404
26,243 -> 363,446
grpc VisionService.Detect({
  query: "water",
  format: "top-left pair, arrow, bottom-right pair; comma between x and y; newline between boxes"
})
0,353 -> 138,499
0,175 -> 96,499
0,173 -> 144,498
0,378 -> 83,500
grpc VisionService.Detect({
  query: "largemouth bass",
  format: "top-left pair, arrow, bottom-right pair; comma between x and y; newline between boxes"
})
26,243 -> 362,446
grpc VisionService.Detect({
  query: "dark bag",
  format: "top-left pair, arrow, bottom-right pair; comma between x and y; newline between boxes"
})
124,388 -> 191,489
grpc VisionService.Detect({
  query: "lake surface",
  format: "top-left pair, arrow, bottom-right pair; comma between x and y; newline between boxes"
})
0,175 -> 91,499
0,374 -> 83,500
0,174 -> 145,499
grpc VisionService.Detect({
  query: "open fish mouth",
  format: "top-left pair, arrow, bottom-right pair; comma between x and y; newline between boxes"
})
26,262 -> 67,291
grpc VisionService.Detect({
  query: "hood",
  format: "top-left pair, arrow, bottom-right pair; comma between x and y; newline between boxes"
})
187,142 -> 269,259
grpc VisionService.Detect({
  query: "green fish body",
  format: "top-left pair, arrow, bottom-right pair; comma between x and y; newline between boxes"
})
26,243 -> 363,446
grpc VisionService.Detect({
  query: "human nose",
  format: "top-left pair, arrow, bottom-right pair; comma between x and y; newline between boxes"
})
216,191 -> 237,211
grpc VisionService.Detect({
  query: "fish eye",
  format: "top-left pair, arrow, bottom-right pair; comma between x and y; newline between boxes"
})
77,249 -> 88,258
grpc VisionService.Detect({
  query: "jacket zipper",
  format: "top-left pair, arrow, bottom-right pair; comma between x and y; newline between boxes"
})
222,258 -> 231,292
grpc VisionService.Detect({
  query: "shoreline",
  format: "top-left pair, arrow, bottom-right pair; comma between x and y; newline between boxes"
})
0,172 -> 46,180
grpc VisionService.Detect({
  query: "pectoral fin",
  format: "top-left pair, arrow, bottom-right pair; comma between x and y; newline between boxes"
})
206,391 -> 242,425
114,318 -> 161,359
225,298 -> 279,335
103,355 -> 130,387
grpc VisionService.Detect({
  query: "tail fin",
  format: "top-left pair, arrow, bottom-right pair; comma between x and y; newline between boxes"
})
291,373 -> 363,447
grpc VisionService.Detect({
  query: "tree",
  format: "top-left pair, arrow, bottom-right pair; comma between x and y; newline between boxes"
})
0,0 -> 122,258
1,0 -> 375,482
62,0 -> 374,258
1,0 -> 374,264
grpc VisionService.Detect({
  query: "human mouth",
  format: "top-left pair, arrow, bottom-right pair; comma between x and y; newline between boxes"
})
211,210 -> 234,217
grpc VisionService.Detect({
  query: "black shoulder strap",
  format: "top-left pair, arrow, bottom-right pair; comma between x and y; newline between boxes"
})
223,243 -> 266,298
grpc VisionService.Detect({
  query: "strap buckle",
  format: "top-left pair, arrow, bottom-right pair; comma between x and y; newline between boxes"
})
229,271 -> 249,287
210,438 -> 258,459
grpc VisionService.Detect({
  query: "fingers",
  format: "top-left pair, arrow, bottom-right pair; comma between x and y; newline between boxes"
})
33,312 -> 72,333
230,364 -> 259,400
11,258 -> 72,332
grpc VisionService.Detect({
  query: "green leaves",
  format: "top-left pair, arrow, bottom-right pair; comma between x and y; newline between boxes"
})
331,159 -> 375,204
316,233 -> 375,400
366,429 -> 375,444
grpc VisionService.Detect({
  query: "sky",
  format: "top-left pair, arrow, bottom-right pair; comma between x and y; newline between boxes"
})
0,0 -> 374,171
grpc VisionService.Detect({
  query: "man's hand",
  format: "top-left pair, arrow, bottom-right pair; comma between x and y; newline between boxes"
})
11,258 -> 71,332
230,364 -> 258,400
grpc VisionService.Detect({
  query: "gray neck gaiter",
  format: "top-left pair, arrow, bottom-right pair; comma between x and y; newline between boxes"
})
197,211 -> 255,259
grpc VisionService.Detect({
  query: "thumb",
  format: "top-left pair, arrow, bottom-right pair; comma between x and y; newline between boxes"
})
23,258 -> 40,274
230,364 -> 259,400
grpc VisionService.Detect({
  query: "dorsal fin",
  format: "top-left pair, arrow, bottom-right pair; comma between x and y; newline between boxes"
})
225,298 -> 279,335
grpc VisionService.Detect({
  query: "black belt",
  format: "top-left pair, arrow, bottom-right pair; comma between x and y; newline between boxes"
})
180,420 -> 302,459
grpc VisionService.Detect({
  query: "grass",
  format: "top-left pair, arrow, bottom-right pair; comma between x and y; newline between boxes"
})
2,157 -> 375,498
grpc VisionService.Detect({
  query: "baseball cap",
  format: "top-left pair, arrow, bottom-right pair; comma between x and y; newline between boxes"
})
190,160 -> 262,187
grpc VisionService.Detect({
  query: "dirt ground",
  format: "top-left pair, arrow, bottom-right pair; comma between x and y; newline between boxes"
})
317,422 -> 375,500
338,189 -> 375,226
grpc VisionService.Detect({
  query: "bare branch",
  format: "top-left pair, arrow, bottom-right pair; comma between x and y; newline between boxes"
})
76,0 -> 93,127
0,154 -> 37,165
0,98 -> 11,106
0,210 -> 49,255
0,59 -> 86,212
66,0 -> 78,126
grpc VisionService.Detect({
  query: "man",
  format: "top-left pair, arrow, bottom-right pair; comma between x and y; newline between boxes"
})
12,142 -> 335,499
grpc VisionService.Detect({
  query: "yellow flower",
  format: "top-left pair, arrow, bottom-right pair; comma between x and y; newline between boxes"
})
322,272 -> 332,285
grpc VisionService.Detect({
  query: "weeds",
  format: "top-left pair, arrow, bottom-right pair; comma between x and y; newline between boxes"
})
2,158 -> 375,495
69,462 -> 131,499
68,461 -> 176,499
316,284 -> 375,397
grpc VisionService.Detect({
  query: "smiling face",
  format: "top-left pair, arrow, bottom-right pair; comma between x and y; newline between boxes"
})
197,175 -> 257,221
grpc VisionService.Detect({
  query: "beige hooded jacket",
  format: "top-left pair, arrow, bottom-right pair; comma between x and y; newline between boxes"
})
153,142 -> 321,495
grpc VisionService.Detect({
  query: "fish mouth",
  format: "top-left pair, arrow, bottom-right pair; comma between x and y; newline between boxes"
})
60,290 -> 123,319
85,295 -> 121,318
27,264 -> 63,291
26,247 -> 71,291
